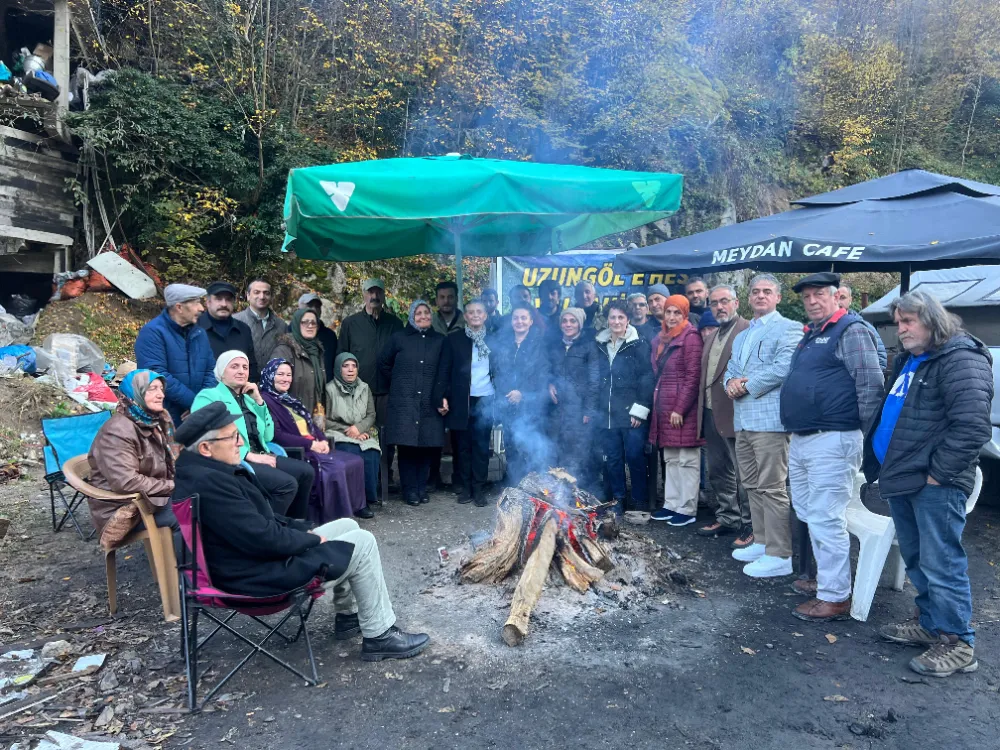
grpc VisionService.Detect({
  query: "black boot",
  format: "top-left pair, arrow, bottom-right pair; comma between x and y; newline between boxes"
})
361,626 -> 430,662
473,487 -> 488,508
334,612 -> 361,640
457,488 -> 473,504
355,506 -> 375,519
404,492 -> 421,507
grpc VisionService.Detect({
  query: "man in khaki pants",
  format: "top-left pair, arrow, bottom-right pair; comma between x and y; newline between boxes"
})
724,274 -> 803,576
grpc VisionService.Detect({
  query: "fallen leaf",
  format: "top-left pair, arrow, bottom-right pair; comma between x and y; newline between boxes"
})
823,695 -> 849,702
741,647 -> 756,656
825,634 -> 838,644
792,632 -> 804,637
384,672 -> 403,681
438,706 -> 456,713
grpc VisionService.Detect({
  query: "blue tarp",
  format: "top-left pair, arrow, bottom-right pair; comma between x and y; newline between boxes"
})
614,169 -> 1000,275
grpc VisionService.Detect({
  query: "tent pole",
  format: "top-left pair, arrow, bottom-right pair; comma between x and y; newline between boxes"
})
455,232 -> 464,302
901,264 -> 911,295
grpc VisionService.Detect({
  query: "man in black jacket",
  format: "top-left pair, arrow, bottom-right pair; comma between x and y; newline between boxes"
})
172,402 -> 430,661
863,291 -> 993,678
198,281 -> 258,379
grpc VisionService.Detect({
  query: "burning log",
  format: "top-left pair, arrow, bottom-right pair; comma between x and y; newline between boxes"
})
460,470 -> 616,646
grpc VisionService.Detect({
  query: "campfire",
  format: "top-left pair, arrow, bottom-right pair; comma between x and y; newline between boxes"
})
460,469 -> 619,646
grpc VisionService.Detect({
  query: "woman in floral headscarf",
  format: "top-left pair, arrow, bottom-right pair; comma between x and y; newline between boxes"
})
260,357 -> 371,521
88,369 -> 178,549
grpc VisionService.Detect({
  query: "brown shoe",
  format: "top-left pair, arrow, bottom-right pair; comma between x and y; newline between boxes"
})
791,598 -> 851,622
879,619 -> 938,646
790,578 -> 817,597
909,634 -> 977,677
697,522 -> 735,538
731,525 -> 754,549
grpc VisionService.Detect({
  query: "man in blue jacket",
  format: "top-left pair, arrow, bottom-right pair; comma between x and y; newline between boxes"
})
135,284 -> 217,425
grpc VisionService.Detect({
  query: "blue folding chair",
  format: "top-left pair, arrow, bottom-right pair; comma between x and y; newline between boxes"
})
41,411 -> 112,538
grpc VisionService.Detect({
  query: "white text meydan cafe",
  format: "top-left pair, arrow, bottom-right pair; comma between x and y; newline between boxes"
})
711,242 -> 866,265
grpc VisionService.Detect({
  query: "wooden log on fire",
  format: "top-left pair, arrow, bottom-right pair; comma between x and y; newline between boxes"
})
557,543 -> 606,593
459,498 -> 525,584
502,517 -> 558,646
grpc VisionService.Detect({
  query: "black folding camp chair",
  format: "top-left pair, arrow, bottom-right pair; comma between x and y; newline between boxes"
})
41,411 -> 111,538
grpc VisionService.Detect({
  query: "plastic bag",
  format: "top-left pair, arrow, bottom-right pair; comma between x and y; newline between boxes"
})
0,345 -> 36,374
40,333 -> 105,374
73,372 -> 117,404
0,313 -> 33,347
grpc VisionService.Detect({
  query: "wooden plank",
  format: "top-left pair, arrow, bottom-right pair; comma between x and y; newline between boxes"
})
0,163 -> 76,189
0,225 -> 72,245
0,248 -> 60,273
0,147 -> 79,173
0,177 -> 75,200
54,1 -> 71,119
0,200 -> 76,227
0,125 -> 79,156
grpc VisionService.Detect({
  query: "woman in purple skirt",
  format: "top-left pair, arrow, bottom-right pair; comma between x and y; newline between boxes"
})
260,358 -> 372,520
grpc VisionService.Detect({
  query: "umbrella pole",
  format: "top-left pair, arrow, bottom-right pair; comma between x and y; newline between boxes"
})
455,232 -> 464,302
900,264 -> 911,295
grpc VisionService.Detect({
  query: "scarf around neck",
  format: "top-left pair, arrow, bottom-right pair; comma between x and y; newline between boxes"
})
290,308 -> 326,403
464,325 -> 491,359
656,294 -> 692,359
334,351 -> 361,395
260,357 -> 314,428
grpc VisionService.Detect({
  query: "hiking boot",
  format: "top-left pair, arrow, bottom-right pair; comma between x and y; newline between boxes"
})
790,578 -> 817,597
334,612 -> 361,640
732,542 -> 765,563
879,619 -> 938,646
361,626 -> 430,662
909,635 -> 977,677
792,598 -> 851,623
731,525 -> 755,550
697,522 -> 735,538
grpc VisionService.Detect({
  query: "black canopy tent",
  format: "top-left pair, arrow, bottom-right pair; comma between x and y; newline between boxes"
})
612,170 -> 1000,293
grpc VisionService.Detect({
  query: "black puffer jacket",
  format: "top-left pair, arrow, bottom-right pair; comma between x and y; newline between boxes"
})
491,328 -> 551,419
548,330 -> 600,425
863,333 -> 993,498
378,325 -> 451,447
445,331 -> 495,430
172,451 -> 352,597
595,326 -> 654,430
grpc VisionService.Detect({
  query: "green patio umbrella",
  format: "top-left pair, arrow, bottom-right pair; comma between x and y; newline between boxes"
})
282,154 -> 683,298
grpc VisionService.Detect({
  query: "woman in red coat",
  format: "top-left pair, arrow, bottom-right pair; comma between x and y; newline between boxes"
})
649,295 -> 705,526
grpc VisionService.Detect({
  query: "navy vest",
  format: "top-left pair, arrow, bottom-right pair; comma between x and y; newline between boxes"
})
780,312 -> 861,433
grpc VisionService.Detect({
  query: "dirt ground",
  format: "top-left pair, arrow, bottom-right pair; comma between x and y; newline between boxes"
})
1,472 -> 999,750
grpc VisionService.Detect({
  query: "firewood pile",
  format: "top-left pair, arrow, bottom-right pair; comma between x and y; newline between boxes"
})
460,469 -> 621,646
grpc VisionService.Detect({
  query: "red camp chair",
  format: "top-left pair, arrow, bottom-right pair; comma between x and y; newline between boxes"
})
173,495 -> 326,711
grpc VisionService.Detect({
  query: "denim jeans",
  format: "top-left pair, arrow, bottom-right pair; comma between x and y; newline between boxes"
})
337,443 -> 381,506
887,483 -> 975,646
600,425 -> 648,510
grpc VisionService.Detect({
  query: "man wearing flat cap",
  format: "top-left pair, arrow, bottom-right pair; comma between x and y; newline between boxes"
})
198,281 -> 258,380
171,402 -> 430,661
135,284 -> 217,425
780,271 -> 884,623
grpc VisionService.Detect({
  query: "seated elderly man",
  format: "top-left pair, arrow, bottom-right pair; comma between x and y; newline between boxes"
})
171,402 -> 430,662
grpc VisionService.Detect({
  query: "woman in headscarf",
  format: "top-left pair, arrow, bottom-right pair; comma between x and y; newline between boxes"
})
547,307 -> 600,490
191,350 -> 315,519
595,300 -> 654,515
446,299 -> 496,507
649,294 -> 705,526
378,300 -> 452,507
325,352 -> 381,509
260,358 -> 371,520
88,369 -> 178,549
271,308 -> 327,419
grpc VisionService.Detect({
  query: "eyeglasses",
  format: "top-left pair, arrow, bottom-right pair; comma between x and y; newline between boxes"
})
300,320 -> 318,327
204,432 -> 242,445
709,298 -> 735,307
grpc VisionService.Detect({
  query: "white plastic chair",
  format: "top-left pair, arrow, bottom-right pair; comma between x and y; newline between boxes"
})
847,467 -> 983,622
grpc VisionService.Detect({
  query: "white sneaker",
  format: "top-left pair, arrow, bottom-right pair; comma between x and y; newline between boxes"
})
731,543 -> 766,563
742,555 -> 793,578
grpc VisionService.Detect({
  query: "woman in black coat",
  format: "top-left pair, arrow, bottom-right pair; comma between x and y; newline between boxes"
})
378,300 -> 452,506
548,307 -> 600,489
446,299 -> 496,507
595,300 -> 655,514
491,303 -> 552,486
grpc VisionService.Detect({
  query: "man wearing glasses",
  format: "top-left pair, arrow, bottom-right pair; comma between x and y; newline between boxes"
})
697,285 -> 751,541
724,274 -> 803,575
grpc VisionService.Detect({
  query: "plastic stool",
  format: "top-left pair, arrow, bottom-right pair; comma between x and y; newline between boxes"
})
846,472 -> 897,622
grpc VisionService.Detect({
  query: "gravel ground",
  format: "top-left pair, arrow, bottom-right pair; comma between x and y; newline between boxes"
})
1,474 -> 998,750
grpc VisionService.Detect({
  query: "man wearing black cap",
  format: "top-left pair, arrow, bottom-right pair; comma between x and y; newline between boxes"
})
781,272 -> 884,623
198,281 -> 258,380
171,402 -> 431,661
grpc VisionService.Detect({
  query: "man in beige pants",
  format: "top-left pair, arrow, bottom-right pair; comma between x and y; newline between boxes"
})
724,274 -> 803,577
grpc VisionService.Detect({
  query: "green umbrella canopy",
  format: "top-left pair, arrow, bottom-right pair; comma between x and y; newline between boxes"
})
282,154 -> 683,261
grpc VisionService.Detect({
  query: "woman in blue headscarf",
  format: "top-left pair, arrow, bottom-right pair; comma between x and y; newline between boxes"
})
378,300 -> 452,506
88,369 -> 178,549
260,357 -> 371,521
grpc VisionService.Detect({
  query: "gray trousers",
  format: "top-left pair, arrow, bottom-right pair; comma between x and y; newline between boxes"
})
313,518 -> 396,638
703,408 -> 750,529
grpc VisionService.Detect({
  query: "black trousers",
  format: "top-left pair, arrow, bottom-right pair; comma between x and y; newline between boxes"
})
452,396 -> 494,496
253,456 -> 315,519
397,445 -> 436,501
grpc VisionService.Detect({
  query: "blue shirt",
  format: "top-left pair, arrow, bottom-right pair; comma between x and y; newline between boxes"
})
872,353 -> 929,463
